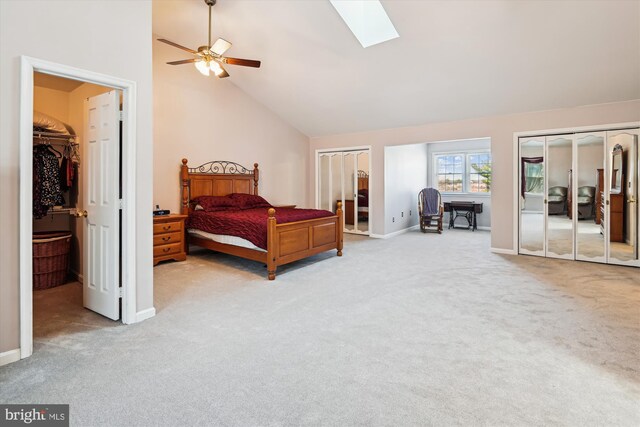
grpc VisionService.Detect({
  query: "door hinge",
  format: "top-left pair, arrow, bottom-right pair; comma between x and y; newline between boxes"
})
119,199 -> 124,210
119,287 -> 124,298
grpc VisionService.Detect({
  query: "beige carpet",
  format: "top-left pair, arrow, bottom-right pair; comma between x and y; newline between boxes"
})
1,231 -> 639,426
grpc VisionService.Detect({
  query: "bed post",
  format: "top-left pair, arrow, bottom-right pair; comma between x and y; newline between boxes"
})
253,163 -> 259,195
181,158 -> 189,215
267,207 -> 277,280
336,201 -> 343,256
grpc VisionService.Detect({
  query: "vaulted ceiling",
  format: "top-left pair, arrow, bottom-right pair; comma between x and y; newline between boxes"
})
153,0 -> 640,137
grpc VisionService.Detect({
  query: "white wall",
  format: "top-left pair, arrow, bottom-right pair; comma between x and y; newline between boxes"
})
547,144 -> 572,188
384,143 -> 428,234
577,143 -> 603,188
309,100 -> 640,246
426,138 -> 492,229
0,0 -> 154,354
152,36 -> 309,212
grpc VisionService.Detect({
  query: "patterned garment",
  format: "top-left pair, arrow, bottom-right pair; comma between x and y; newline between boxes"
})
33,145 -> 65,218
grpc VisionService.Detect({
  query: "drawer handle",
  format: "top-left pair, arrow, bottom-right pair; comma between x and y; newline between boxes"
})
163,225 -> 171,231
162,236 -> 171,241
162,248 -> 171,253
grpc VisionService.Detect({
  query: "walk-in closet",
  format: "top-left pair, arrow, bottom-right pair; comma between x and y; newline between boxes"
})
32,72 -> 120,338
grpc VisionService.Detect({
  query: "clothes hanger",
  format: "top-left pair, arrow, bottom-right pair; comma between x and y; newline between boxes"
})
47,142 -> 63,159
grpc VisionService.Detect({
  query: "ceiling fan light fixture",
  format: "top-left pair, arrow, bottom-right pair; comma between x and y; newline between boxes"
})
195,60 -> 211,76
210,61 -> 224,76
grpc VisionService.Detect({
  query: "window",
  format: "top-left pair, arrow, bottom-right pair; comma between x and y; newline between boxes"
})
524,162 -> 543,194
434,152 -> 492,194
436,154 -> 464,192
468,153 -> 491,193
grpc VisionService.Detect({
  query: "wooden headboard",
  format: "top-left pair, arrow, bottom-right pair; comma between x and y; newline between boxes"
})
357,170 -> 369,191
180,158 -> 259,215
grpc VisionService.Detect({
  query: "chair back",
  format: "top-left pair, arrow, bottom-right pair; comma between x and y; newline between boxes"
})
418,188 -> 442,217
548,186 -> 568,197
577,186 -> 596,198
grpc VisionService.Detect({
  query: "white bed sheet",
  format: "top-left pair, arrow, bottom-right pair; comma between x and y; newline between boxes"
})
187,229 -> 266,252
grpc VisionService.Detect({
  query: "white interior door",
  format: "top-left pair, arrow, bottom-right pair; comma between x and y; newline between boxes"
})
83,90 -> 120,320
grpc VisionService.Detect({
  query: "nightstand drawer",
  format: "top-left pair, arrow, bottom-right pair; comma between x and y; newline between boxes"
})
154,242 -> 182,257
153,221 -> 183,234
153,231 -> 182,246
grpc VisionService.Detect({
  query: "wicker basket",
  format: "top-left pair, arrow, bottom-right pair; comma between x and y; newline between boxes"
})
33,231 -> 72,290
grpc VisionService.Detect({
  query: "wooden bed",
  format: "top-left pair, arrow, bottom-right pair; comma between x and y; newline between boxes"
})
180,158 -> 343,280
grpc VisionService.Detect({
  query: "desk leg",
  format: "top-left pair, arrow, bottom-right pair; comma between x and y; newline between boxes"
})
472,211 -> 477,231
448,211 -> 453,229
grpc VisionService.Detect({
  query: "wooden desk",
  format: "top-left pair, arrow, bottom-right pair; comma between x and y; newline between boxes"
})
443,201 -> 483,231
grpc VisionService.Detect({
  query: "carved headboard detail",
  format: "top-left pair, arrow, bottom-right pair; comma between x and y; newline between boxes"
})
180,158 -> 259,215
357,169 -> 369,191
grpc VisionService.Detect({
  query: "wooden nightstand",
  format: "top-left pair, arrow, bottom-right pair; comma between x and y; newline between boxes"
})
153,214 -> 188,266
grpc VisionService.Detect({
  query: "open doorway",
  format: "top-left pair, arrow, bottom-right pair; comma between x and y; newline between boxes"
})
19,57 -> 139,360
32,73 -> 121,343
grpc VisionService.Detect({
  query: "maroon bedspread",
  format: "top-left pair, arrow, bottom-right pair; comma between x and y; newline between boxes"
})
187,207 -> 335,250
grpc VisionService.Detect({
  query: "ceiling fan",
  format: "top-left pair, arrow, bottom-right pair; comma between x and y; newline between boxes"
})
158,0 -> 261,79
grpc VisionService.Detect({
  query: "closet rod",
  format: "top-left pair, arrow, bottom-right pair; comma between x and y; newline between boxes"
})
33,131 -> 77,144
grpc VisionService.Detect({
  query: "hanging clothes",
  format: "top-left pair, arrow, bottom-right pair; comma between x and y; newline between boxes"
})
59,155 -> 69,192
33,145 -> 65,219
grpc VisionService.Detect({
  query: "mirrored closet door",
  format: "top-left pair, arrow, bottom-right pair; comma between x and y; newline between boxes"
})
519,137 -> 545,256
518,128 -> 639,267
606,130 -> 639,267
575,132 -> 606,263
317,149 -> 371,235
545,135 -> 573,260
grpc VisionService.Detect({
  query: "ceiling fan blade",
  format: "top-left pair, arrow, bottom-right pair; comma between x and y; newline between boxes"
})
222,57 -> 261,68
211,38 -> 232,56
217,64 -> 230,79
157,38 -> 198,55
167,58 -> 199,65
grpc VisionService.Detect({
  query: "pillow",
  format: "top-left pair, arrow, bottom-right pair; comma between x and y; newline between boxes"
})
194,204 -> 238,212
229,193 -> 272,209
192,195 -> 235,211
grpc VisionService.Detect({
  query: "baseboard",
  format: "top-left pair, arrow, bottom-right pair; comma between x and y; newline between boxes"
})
477,226 -> 491,231
370,225 -> 419,239
70,269 -> 83,284
0,349 -> 21,366
491,247 -> 517,255
135,307 -> 156,323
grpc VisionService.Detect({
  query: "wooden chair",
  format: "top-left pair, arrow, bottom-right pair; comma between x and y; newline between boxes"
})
418,188 -> 443,234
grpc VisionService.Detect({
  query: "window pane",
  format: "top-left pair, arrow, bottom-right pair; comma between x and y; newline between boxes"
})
454,156 -> 463,173
469,152 -> 491,193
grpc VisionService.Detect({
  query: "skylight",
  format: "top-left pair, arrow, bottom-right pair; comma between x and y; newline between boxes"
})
329,0 -> 399,48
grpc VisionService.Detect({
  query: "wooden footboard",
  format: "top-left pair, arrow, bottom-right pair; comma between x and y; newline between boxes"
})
266,203 -> 343,280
